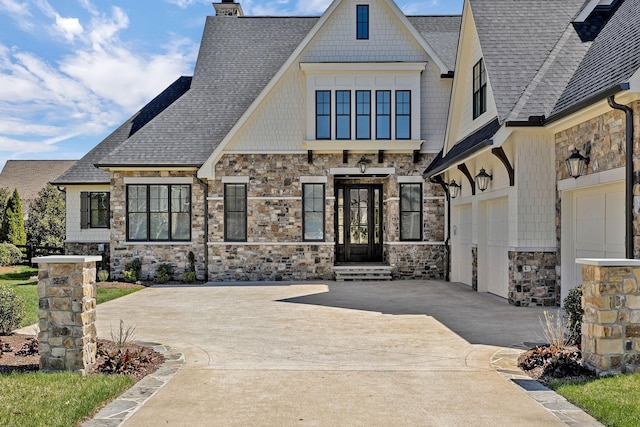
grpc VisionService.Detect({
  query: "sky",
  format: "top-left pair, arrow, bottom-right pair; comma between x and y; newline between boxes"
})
0,0 -> 464,170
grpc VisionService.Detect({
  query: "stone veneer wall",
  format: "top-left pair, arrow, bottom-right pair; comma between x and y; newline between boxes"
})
555,101 -> 640,295
109,171 -> 206,281
508,251 -> 557,306
209,152 -> 445,281
581,261 -> 640,375
472,246 -> 478,291
35,257 -> 99,373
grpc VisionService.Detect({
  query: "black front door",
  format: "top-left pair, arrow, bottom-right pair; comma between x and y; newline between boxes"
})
336,184 -> 383,263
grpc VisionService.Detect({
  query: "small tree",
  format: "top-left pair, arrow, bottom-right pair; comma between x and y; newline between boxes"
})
26,184 -> 65,248
0,188 -> 10,230
1,189 -> 26,246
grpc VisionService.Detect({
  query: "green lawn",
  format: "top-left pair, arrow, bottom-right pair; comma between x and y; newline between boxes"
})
550,374 -> 640,427
0,372 -> 133,427
1,266 -> 144,328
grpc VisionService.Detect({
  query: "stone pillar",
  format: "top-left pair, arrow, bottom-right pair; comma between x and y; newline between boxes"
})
32,255 -> 102,373
577,258 -> 640,375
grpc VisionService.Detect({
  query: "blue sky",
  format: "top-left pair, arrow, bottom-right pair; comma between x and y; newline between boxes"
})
0,0 -> 463,170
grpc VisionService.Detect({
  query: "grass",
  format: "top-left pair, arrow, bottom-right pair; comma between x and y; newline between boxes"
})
0,266 -> 144,328
550,374 -> 640,427
0,372 -> 133,427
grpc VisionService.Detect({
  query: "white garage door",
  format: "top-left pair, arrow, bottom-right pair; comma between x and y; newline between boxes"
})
486,198 -> 509,298
451,204 -> 472,286
562,182 -> 625,302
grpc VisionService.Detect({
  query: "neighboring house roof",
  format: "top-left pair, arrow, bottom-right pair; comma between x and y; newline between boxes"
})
469,0 -> 587,123
96,17 -> 318,167
408,15 -> 462,72
54,76 -> 192,184
551,0 -> 640,117
0,160 -> 76,205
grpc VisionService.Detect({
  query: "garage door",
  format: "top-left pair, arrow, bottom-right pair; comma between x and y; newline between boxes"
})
486,198 -> 509,298
451,204 -> 472,285
562,182 -> 625,301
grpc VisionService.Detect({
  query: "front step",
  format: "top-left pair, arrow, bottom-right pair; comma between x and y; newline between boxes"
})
334,265 -> 393,281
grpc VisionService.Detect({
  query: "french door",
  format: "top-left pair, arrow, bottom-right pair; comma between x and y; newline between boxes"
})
336,184 -> 383,263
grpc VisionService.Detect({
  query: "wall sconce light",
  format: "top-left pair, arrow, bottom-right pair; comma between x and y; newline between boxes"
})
475,168 -> 492,192
565,147 -> 590,179
357,156 -> 370,174
449,180 -> 461,199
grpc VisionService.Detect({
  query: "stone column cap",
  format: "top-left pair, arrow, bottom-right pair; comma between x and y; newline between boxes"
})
32,255 -> 103,264
576,258 -> 640,267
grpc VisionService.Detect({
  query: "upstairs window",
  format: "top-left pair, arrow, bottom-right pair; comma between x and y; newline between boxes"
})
81,192 -> 110,229
336,90 -> 351,139
356,90 -> 371,139
396,90 -> 411,139
356,5 -> 369,40
376,90 -> 391,140
473,59 -> 487,119
316,91 -> 331,139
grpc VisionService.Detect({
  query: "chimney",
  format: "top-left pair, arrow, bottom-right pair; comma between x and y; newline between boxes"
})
213,0 -> 243,16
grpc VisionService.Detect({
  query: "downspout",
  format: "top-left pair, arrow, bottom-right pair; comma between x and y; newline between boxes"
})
607,95 -> 634,259
429,175 -> 451,282
196,177 -> 210,282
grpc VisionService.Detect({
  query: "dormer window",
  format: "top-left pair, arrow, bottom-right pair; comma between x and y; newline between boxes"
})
473,59 -> 487,119
356,5 -> 369,40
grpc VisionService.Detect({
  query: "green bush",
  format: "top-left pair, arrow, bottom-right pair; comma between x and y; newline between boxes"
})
97,269 -> 109,282
122,259 -> 142,283
154,263 -> 174,284
180,271 -> 197,283
564,287 -> 583,345
0,242 -> 23,266
0,284 -> 25,335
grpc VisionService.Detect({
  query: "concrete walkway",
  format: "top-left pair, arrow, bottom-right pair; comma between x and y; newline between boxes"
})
92,280 -> 589,426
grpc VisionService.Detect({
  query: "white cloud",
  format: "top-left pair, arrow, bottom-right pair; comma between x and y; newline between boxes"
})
54,15 -> 84,41
0,0 -> 34,30
165,0 -> 200,8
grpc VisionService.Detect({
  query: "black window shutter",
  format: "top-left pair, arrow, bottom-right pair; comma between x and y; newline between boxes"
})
80,192 -> 89,229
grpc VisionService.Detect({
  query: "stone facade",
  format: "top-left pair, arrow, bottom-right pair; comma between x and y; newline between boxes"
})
35,257 -> 100,373
555,101 -> 640,297
208,152 -> 445,281
65,242 -> 110,275
471,246 -> 478,292
109,170 -> 207,281
580,261 -> 640,375
508,251 -> 557,307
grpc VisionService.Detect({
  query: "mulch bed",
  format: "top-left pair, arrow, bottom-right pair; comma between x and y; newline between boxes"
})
517,345 -> 597,385
0,334 -> 163,381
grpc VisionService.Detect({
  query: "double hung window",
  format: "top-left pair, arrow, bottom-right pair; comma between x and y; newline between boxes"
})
356,5 -> 369,40
80,192 -> 110,229
224,184 -> 247,242
316,91 -> 331,139
303,183 -> 325,241
400,183 -> 422,241
336,90 -> 351,139
395,90 -> 411,139
356,90 -> 371,139
473,59 -> 487,119
376,90 -> 391,140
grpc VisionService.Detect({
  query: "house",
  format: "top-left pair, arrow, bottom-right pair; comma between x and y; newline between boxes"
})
424,0 -> 640,306
0,160 -> 76,218
54,0 -> 640,306
53,0 -> 461,282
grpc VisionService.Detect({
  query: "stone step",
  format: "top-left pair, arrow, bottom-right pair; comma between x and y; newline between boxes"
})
334,266 -> 393,281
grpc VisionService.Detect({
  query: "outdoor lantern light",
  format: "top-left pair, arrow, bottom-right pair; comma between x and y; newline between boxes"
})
565,147 -> 590,179
475,168 -> 492,192
357,156 -> 369,174
449,180 -> 461,199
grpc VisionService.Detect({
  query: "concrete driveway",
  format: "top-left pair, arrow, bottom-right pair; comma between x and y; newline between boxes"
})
93,280 -> 571,426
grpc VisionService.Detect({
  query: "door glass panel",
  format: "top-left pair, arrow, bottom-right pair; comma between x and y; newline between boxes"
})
374,188 -> 380,244
338,188 -> 344,244
350,188 -> 369,244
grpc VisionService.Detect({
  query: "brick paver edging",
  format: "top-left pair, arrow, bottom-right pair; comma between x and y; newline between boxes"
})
82,343 -> 185,427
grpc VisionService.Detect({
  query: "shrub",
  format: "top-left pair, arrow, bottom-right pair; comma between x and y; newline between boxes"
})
0,284 -> 25,335
110,319 -> 136,348
0,339 -> 13,354
564,287 -> 583,345
122,259 -> 142,283
95,343 -> 152,376
15,337 -> 38,356
97,269 -> 110,282
154,263 -> 174,284
0,242 -> 23,266
540,310 -> 567,350
187,251 -> 196,273
180,271 -> 197,283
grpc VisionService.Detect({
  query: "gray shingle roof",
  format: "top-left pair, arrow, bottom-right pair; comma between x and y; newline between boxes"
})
97,17 -> 318,167
0,160 -> 76,203
408,15 -> 461,71
551,0 -> 640,116
469,0 -> 587,122
54,76 -> 192,184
